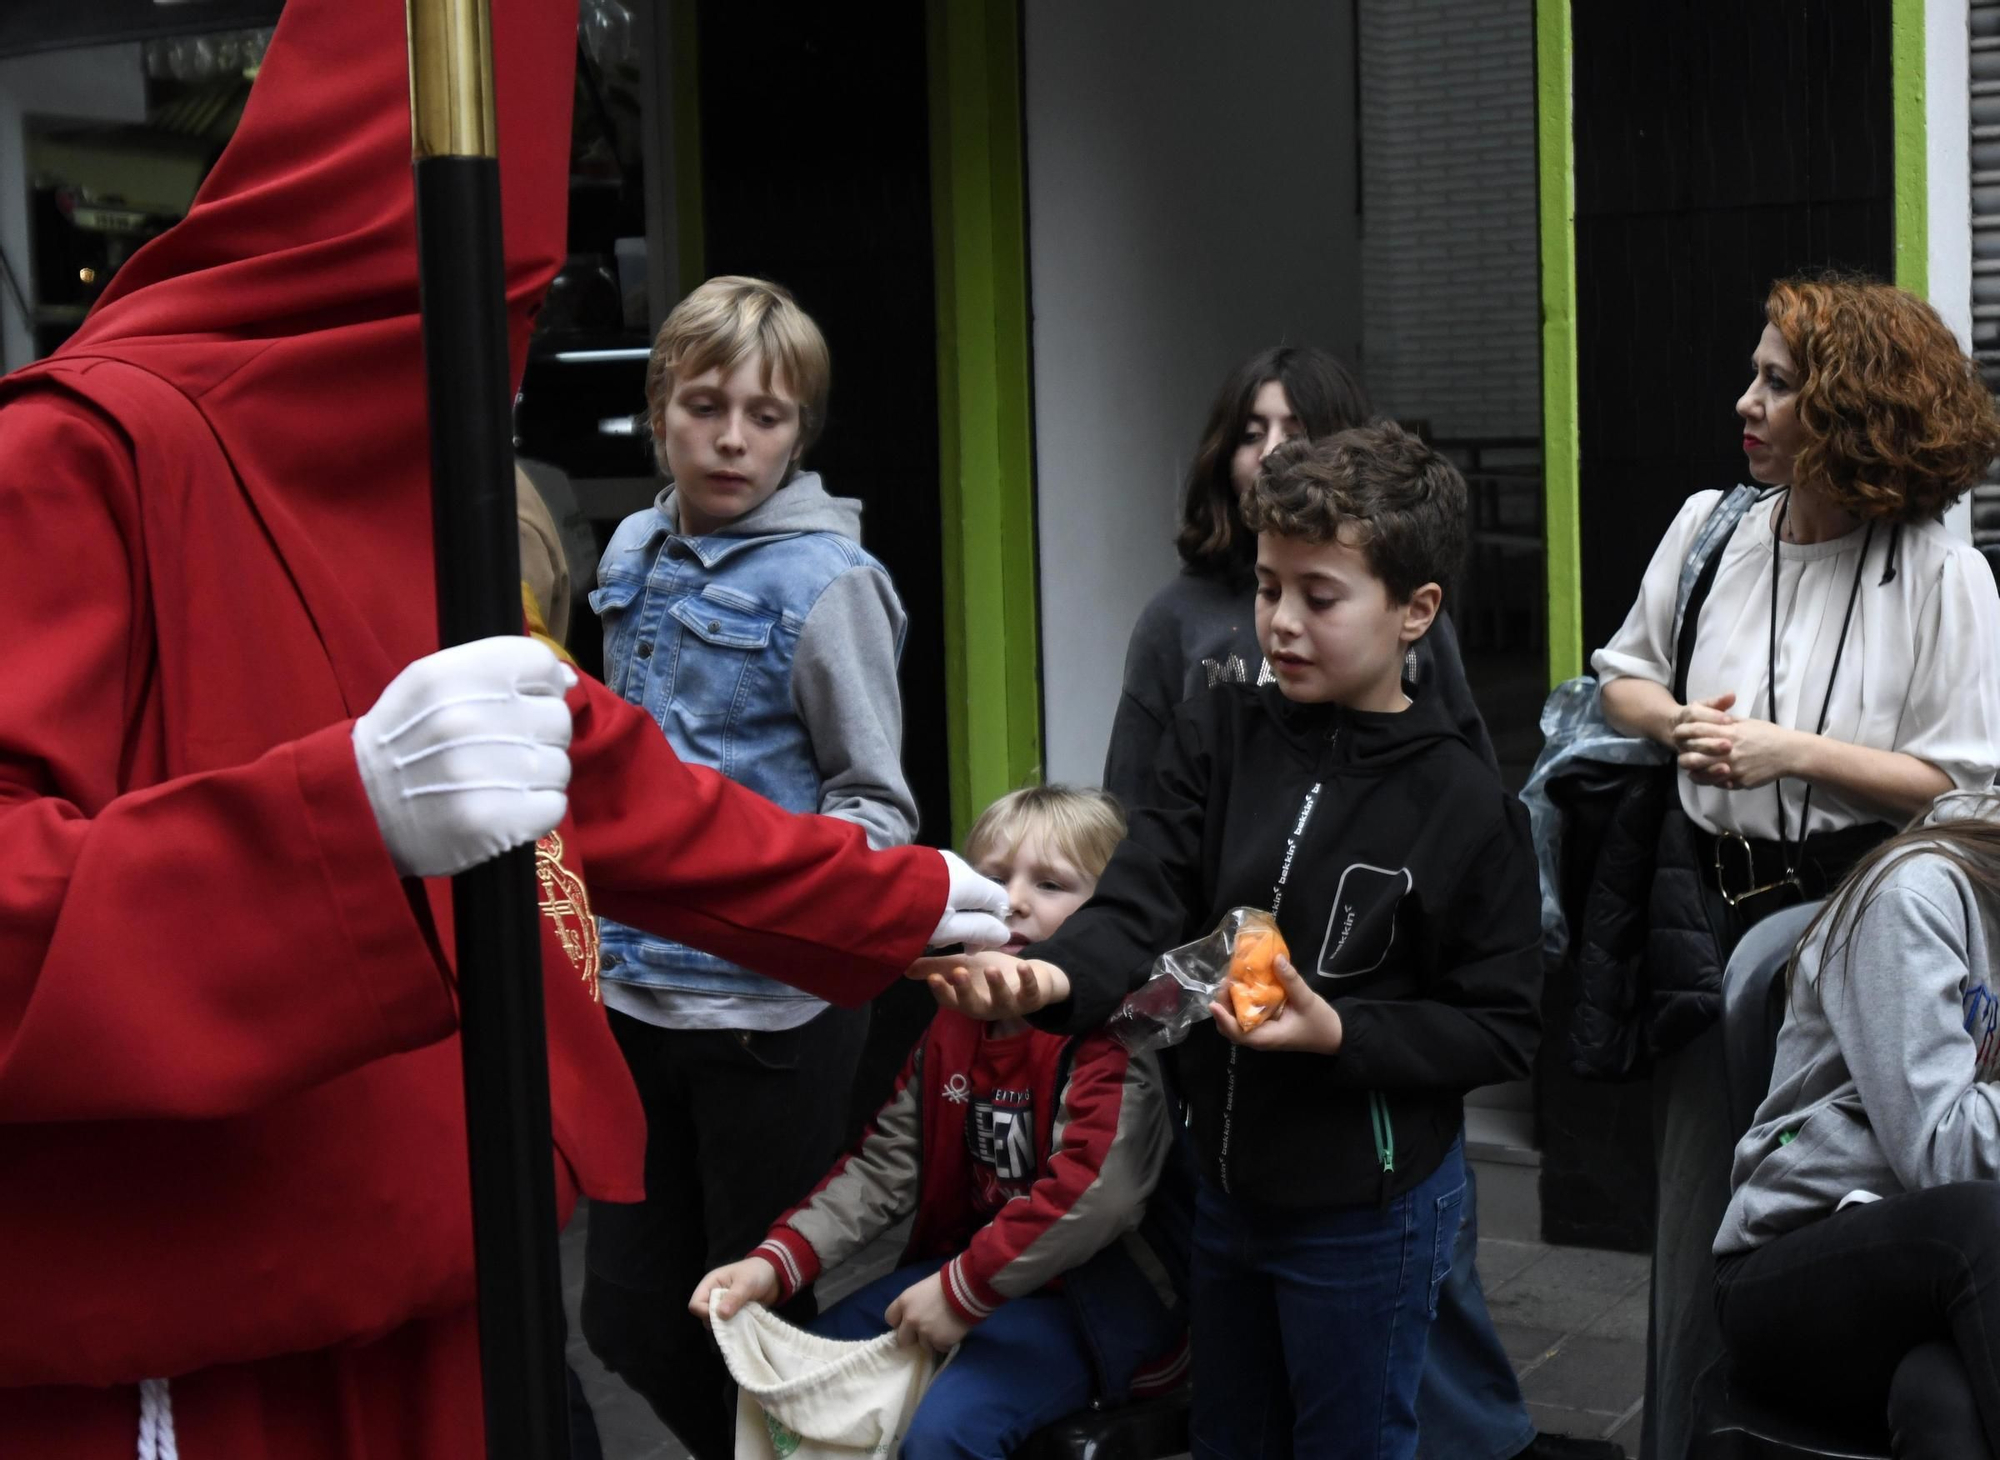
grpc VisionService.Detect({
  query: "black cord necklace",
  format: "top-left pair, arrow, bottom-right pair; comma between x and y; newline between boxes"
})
1767,490 -> 1874,878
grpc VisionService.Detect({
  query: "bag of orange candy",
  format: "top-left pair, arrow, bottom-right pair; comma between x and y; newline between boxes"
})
1107,907 -> 1291,1054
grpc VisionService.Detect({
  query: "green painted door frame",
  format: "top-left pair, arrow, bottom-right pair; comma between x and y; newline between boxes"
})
1535,0 -> 1582,687
926,0 -> 1043,836
1893,0 -> 1929,296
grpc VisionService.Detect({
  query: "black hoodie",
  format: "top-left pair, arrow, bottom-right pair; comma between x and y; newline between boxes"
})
1029,680 -> 1542,1208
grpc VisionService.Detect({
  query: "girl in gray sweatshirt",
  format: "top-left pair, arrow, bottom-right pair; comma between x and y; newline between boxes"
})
1713,793 -> 2000,1456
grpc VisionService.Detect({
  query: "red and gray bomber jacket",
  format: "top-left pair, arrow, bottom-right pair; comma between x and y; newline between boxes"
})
754,1010 -> 1175,1330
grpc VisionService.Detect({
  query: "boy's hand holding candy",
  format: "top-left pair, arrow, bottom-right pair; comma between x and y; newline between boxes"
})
1210,955 -> 1345,1053
1224,912 -> 1289,1031
908,950 -> 1071,1019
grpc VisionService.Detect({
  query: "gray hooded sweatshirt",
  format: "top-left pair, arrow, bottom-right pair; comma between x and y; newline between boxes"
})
1715,798 -> 2000,1257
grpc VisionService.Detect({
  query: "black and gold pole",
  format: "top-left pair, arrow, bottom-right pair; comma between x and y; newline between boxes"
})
405,3 -> 569,1457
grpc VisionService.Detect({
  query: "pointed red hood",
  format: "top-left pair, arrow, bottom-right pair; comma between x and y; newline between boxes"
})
55,0 -> 578,710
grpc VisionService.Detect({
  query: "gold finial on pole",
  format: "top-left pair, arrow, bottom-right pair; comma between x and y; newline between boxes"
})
405,0 -> 497,160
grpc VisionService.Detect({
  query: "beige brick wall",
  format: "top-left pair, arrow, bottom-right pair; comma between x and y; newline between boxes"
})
1358,0 -> 1540,441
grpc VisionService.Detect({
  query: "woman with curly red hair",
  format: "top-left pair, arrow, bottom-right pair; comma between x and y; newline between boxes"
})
1594,274 -> 2000,1459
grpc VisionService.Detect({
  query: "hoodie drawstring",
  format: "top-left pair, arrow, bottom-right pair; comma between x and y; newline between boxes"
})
138,1378 -> 178,1460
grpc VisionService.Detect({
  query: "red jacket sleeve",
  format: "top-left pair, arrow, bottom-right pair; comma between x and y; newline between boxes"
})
943,1036 -> 1173,1322
0,399 -> 456,1124
565,673 -> 947,1004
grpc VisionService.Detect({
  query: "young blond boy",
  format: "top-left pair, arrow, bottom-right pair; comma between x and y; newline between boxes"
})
693,786 -> 1189,1459
581,276 -> 919,1459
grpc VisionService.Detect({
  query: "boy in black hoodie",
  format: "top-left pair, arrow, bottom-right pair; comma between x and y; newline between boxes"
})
921,423 -> 1542,1460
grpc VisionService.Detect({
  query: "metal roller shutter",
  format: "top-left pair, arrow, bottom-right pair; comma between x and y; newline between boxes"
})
1972,1 -> 2000,570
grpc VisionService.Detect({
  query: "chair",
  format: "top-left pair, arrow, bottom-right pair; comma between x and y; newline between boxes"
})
1012,1388 -> 1190,1460
1691,900 -> 1891,1460
1717,902 -> 1824,1140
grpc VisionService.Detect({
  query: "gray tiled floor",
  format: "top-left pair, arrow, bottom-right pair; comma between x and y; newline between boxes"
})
565,1155 -> 1650,1460
1478,1162 -> 1649,1453
561,1212 -> 688,1460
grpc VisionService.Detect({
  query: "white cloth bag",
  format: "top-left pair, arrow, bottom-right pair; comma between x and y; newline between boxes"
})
713,1302 -> 941,1460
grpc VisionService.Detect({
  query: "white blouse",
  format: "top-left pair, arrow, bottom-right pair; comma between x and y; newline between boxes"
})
1593,489 -> 2000,840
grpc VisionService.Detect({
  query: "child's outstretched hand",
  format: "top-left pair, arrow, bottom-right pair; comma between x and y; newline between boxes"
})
884,1270 -> 972,1353
689,1256 -> 780,1322
907,951 -> 1071,1020
1209,956 -> 1344,1054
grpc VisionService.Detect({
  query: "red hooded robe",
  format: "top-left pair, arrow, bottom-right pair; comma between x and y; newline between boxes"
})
0,0 -> 944,1452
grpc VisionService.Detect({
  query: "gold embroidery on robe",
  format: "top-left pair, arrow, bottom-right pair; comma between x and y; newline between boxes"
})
536,830 -> 601,1001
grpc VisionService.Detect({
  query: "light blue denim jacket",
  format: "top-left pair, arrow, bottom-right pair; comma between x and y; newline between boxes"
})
589,472 -> 916,1029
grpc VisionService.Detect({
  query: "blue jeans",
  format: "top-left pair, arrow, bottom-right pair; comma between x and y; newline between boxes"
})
809,1258 -> 1096,1460
1415,1159 -> 1537,1460
1190,1137 -> 1468,1460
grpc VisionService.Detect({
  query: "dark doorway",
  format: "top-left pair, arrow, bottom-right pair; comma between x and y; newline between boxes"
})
1546,0 -> 1895,1251
694,0 -> 950,851
692,0 -> 948,1136
1573,0 -> 1895,654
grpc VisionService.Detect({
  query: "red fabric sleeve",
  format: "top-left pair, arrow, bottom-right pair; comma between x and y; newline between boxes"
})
751,1230 -> 821,1307
565,673 -> 947,1003
0,401 -> 455,1124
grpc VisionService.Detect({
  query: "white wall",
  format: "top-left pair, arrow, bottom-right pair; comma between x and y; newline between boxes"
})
0,44 -> 148,373
1929,0 -> 1975,542
1024,0 -> 1362,786
1356,0 -> 1539,441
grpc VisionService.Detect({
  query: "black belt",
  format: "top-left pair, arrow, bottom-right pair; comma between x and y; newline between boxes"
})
1693,821 -> 1890,911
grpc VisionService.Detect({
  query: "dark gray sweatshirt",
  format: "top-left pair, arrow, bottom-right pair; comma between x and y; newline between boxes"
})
1716,804 -> 2000,1256
1101,569 -> 1495,809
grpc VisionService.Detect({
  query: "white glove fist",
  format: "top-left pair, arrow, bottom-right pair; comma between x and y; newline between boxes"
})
930,849 -> 1011,952
353,636 -> 578,878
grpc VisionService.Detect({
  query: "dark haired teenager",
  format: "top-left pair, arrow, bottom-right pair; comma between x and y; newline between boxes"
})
1102,345 -> 1488,809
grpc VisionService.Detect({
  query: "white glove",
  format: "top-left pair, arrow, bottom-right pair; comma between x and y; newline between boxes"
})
930,849 -> 1011,952
353,636 -> 578,878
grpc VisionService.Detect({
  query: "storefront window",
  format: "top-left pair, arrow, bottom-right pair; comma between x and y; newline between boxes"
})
15,3 -> 651,382
515,0 -> 655,484
23,28 -> 268,356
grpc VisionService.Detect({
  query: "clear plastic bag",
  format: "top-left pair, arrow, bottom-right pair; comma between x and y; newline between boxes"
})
1108,907 -> 1288,1054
